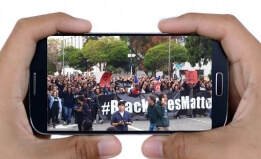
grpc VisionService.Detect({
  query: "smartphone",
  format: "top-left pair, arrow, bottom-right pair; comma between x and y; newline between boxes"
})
30,33 -> 228,134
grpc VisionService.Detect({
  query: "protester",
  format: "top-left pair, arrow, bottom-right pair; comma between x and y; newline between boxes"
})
106,127 -> 119,131
120,87 -> 129,95
76,95 -> 91,131
88,87 -> 103,124
48,91 -> 62,128
147,94 -> 157,131
111,101 -> 133,131
155,93 -> 170,131
79,82 -> 88,97
131,84 -> 140,95
115,86 -> 121,94
81,119 -> 93,131
55,78 -> 67,98
104,85 -> 114,95
95,87 -> 103,96
62,87 -> 74,125
72,87 -> 80,122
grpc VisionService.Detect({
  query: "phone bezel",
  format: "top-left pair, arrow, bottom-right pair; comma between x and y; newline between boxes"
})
29,33 -> 228,135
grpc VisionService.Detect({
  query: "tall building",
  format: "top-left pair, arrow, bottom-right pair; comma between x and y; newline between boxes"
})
64,36 -> 84,49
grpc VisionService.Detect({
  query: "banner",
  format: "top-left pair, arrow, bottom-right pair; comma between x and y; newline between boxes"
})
116,80 -> 132,88
99,72 -> 112,87
98,90 -> 211,120
185,71 -> 198,84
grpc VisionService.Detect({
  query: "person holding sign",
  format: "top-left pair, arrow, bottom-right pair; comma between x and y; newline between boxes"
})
111,101 -> 133,131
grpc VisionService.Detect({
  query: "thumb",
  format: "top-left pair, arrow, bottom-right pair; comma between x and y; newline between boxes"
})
25,135 -> 121,159
142,130 -> 224,159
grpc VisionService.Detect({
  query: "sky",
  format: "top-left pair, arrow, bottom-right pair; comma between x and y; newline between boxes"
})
1,0 -> 261,49
1,0 -> 260,158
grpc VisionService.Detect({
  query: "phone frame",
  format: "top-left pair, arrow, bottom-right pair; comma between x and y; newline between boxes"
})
29,33 -> 228,135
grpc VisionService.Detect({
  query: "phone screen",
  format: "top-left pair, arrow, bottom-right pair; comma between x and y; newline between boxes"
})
47,35 -> 212,132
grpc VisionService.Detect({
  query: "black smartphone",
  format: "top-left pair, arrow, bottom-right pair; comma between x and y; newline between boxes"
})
30,33 -> 228,134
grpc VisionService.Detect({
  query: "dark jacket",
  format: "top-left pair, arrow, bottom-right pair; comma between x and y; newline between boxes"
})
77,102 -> 91,122
82,102 -> 91,120
55,80 -> 65,98
88,92 -> 100,109
62,92 -> 74,108
73,92 -> 80,105
147,104 -> 157,124
79,89 -> 89,98
155,101 -> 169,127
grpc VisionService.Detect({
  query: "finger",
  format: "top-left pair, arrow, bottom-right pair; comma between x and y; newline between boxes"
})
142,130 -> 226,159
158,13 -> 261,85
1,12 -> 92,69
22,136 -> 122,159
0,12 -> 92,100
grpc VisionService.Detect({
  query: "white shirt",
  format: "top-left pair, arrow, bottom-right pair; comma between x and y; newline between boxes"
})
120,112 -> 124,117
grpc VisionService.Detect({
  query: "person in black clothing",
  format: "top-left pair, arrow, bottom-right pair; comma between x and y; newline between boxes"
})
73,87 -> 80,123
79,83 -> 89,98
76,96 -> 91,131
55,78 -> 67,98
145,84 -> 153,93
95,87 -> 103,96
106,127 -> 119,131
62,87 -> 74,125
147,94 -> 157,131
183,82 -> 194,118
81,119 -> 93,131
88,87 -> 103,124
55,78 -> 67,120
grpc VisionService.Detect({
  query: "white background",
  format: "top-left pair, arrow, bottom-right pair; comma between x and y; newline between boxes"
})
1,0 -> 260,158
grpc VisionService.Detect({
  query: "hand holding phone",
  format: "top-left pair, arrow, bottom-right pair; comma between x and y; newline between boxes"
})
141,13 -> 261,159
0,12 -> 121,159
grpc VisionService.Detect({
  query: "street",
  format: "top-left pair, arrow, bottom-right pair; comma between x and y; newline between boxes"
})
48,115 -> 211,131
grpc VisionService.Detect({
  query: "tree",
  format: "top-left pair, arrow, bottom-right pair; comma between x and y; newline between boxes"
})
47,38 -> 63,75
82,36 -> 102,47
144,42 -> 187,76
82,38 -> 110,71
82,37 -> 129,72
106,39 -> 129,69
47,59 -> 56,74
57,46 -> 91,72
120,36 -> 183,70
185,36 -> 212,67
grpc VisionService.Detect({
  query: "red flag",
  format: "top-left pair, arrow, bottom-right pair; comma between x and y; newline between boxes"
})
99,72 -> 112,87
185,71 -> 198,84
154,82 -> 161,92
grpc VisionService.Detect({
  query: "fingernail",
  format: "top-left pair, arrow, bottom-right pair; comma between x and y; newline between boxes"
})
143,138 -> 163,158
98,137 -> 118,157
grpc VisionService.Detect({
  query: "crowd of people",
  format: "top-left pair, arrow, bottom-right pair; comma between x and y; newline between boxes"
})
47,72 -> 212,130
48,73 -> 212,95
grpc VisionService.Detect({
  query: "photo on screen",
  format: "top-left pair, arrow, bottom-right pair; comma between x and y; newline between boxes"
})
47,35 -> 212,132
